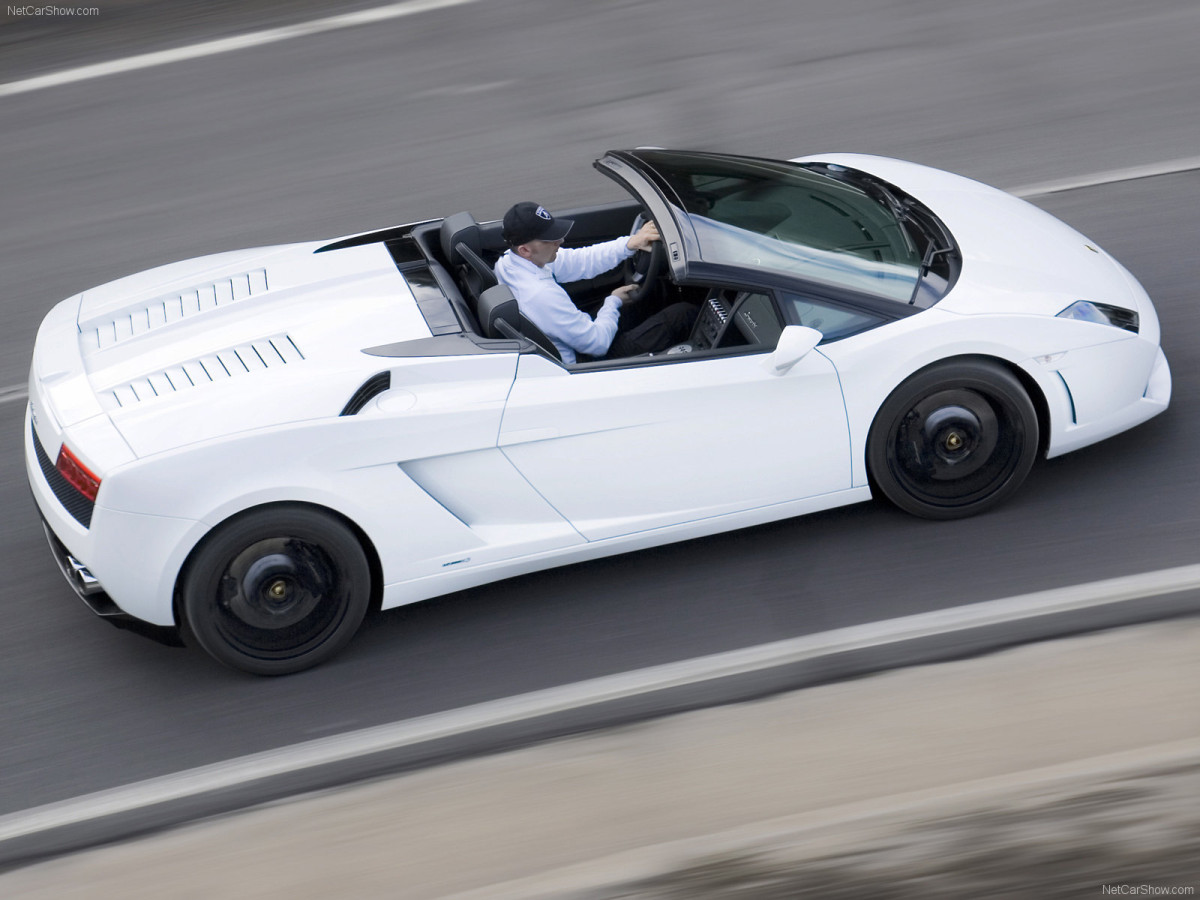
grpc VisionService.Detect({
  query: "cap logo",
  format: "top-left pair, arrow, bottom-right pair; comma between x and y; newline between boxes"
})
535,206 -> 552,220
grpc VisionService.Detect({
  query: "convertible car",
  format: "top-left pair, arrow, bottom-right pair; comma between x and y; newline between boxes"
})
25,149 -> 1171,674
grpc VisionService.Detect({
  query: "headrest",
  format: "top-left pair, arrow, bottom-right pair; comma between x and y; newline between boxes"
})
440,212 -> 481,266
476,284 -> 520,339
454,241 -> 497,288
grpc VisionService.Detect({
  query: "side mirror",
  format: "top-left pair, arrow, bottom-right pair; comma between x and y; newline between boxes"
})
765,325 -> 823,375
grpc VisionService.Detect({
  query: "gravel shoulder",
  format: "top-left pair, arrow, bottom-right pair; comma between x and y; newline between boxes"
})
3,618 -> 1198,899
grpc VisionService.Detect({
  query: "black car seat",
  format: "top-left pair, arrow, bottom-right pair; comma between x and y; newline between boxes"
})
439,212 -> 496,314
475,285 -> 563,362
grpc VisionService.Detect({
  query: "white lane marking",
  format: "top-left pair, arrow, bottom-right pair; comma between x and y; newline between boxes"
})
1011,155 -> 1200,198
0,0 -> 481,99
0,385 -> 28,406
2,562 -> 1199,844
410,79 -> 516,98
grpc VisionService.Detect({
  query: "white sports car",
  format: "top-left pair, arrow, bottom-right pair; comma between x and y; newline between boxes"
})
26,150 -> 1171,674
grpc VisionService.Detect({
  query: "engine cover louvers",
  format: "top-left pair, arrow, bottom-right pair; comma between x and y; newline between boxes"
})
84,269 -> 269,352
106,334 -> 304,409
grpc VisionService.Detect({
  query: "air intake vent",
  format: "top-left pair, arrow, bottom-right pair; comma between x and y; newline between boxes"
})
341,371 -> 391,416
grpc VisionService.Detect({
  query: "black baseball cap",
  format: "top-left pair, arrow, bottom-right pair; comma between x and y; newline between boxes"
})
502,202 -> 574,246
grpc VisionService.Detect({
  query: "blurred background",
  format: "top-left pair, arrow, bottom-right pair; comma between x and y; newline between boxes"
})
2,1 -> 1198,893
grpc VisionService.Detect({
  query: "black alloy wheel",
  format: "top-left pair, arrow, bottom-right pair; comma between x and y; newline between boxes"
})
867,360 -> 1039,519
181,506 -> 371,675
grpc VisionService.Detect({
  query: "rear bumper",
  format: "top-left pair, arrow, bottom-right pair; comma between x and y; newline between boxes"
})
40,518 -> 122,617
25,401 -> 206,630
36,496 -> 187,647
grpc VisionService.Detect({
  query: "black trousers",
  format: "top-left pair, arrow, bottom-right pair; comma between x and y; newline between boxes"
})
603,302 -> 697,359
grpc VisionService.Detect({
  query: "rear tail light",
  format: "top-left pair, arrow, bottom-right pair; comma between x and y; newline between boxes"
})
56,444 -> 102,502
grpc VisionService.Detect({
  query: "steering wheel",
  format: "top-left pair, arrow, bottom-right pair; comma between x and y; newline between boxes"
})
621,213 -> 667,304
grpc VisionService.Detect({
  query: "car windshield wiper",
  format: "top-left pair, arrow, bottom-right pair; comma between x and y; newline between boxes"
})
908,242 -> 955,305
859,179 -> 928,254
812,164 -> 952,302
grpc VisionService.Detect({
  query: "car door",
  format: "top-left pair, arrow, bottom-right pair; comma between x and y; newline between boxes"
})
497,305 -> 851,542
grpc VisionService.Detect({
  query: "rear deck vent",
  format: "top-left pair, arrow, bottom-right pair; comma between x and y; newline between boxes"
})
340,371 -> 391,416
86,268 -> 269,351
107,334 -> 303,409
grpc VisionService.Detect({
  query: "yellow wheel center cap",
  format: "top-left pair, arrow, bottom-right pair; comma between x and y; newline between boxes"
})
268,580 -> 288,599
946,432 -> 963,451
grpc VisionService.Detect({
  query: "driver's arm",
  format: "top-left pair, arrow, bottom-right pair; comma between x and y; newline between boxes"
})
550,236 -> 634,284
529,284 -> 622,359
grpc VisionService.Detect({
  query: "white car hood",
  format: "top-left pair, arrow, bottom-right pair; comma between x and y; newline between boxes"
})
69,240 -> 432,457
797,154 -> 1142,316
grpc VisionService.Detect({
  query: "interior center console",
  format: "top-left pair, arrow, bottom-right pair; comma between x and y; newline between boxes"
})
691,291 -> 733,351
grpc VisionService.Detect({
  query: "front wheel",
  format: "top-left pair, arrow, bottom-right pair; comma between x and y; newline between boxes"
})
867,360 -> 1039,520
181,506 -> 371,675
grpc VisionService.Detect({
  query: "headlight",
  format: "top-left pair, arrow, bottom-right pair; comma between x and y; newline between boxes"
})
1056,300 -> 1139,333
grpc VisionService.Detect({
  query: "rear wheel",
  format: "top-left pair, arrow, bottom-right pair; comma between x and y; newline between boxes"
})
181,506 -> 370,675
867,360 -> 1039,519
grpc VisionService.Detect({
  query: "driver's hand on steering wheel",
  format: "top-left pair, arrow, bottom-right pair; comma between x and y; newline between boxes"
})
612,284 -> 640,306
627,220 -> 661,252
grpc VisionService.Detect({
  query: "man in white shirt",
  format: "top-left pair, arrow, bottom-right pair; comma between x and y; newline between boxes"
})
492,202 -> 695,364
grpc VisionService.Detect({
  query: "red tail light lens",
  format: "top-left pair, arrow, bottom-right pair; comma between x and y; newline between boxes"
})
56,444 -> 102,502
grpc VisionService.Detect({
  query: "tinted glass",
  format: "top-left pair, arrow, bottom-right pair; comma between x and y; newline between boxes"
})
641,152 -> 923,302
781,292 -> 882,342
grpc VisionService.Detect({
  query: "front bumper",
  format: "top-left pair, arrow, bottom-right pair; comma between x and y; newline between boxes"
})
1046,344 -> 1171,458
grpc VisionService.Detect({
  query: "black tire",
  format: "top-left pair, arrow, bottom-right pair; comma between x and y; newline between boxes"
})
181,506 -> 371,675
867,360 -> 1039,520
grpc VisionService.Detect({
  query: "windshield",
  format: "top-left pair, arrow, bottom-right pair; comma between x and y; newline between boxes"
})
634,151 -> 926,302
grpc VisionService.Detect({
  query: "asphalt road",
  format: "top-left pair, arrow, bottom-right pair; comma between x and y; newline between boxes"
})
2,0 -> 1199,817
